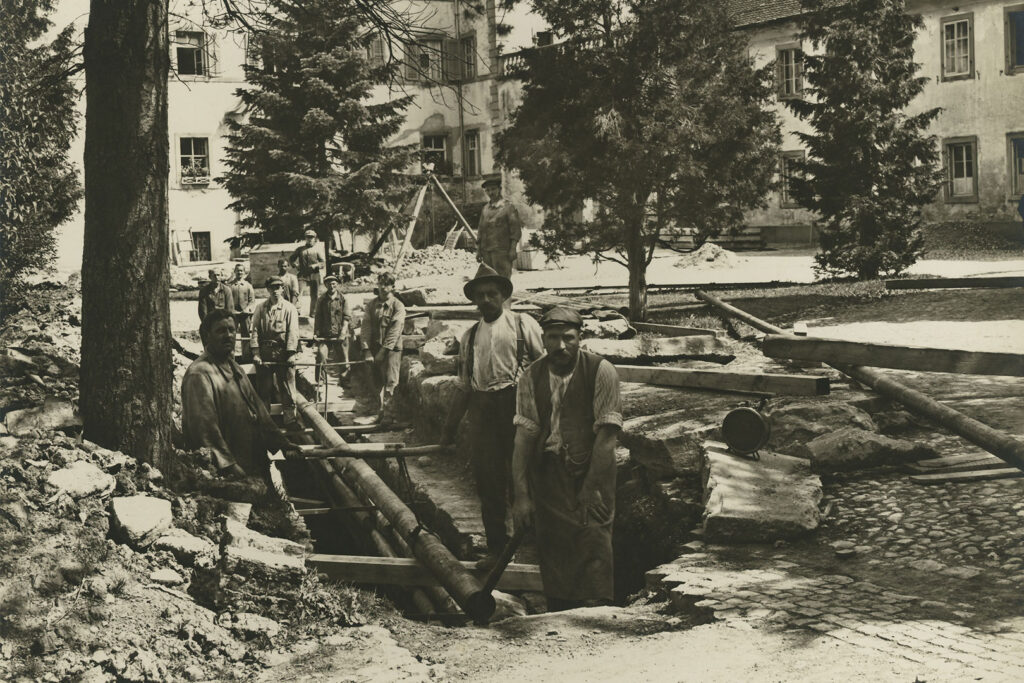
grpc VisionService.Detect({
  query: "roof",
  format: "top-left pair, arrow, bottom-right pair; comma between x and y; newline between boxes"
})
729,0 -> 804,28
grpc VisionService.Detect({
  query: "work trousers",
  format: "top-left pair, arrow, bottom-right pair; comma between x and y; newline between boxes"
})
300,279 -> 320,317
463,386 -> 517,553
254,355 -> 296,415
316,337 -> 350,385
480,249 -> 515,279
234,313 -> 252,359
368,347 -> 402,410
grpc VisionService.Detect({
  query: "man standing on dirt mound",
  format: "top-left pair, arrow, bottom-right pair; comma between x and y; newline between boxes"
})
441,263 -> 544,570
476,175 -> 522,278
289,229 -> 325,317
512,306 -> 622,610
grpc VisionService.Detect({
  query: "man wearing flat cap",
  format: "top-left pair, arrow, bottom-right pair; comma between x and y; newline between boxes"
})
251,276 -> 300,421
441,264 -> 544,569
289,229 -> 326,317
476,175 -> 523,278
314,274 -> 351,384
511,306 -> 622,610
198,268 -> 235,323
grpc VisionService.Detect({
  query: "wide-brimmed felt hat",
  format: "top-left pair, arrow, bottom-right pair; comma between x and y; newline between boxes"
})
265,276 -> 284,288
539,306 -> 583,330
463,263 -> 513,301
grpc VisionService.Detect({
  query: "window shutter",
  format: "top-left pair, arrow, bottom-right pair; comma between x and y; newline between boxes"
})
404,44 -> 421,81
796,52 -> 804,94
205,33 -> 218,77
443,38 -> 461,82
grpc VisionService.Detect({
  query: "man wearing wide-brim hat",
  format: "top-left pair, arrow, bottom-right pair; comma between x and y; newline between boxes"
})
441,263 -> 544,569
476,174 -> 523,279
289,228 -> 325,317
511,306 -> 622,610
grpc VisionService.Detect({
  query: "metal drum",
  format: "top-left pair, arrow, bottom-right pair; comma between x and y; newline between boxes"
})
721,406 -> 771,456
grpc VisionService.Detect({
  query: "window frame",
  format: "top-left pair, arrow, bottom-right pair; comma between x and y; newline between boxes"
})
463,130 -> 481,178
404,35 -> 446,84
1008,132 -> 1024,198
460,34 -> 477,80
1006,4 -> 1024,75
174,30 -> 208,77
775,42 -> 803,100
940,13 -> 975,82
421,134 -> 449,174
178,136 -> 211,187
191,231 -> 212,262
942,135 -> 979,203
779,150 -> 805,208
366,35 -> 386,68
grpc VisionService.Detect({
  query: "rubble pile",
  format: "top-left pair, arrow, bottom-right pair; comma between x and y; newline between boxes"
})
675,242 -> 746,269
352,246 -> 477,285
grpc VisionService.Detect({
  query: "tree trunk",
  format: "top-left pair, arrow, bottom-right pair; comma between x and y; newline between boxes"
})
81,0 -> 172,467
626,224 -> 648,322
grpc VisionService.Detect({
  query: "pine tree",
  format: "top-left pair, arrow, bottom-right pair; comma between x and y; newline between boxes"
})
0,0 -> 82,311
221,0 -> 413,245
496,0 -> 780,321
787,0 -> 943,279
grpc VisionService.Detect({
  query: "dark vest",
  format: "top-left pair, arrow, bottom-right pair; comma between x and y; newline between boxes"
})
531,350 -> 603,474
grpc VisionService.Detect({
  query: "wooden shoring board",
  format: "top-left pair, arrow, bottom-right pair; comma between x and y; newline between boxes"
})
886,276 -> 1024,290
905,457 -> 1007,475
308,554 -> 543,591
615,365 -> 829,396
270,399 -> 356,415
910,453 -> 1007,470
910,468 -> 1024,485
631,322 -> 718,337
762,335 -> 1024,377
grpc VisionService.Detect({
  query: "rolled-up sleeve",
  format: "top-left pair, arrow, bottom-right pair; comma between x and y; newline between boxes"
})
592,359 -> 623,431
513,371 -> 540,436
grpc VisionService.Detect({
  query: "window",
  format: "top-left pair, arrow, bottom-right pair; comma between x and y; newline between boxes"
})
422,135 -> 448,174
366,35 -> 385,68
1007,5 -> 1024,75
1009,133 -> 1024,196
191,232 -> 212,262
464,130 -> 480,177
943,136 -> 978,202
941,14 -> 973,81
405,39 -> 444,82
180,137 -> 210,185
779,151 -> 805,208
460,35 -> 477,79
175,31 -> 206,76
776,45 -> 803,99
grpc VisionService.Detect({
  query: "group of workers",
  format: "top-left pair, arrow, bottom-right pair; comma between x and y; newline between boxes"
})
180,175 -> 620,610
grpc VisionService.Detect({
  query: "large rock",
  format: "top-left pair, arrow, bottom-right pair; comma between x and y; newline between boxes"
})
154,528 -> 218,568
419,336 -> 458,376
795,427 -> 937,473
5,397 -> 82,436
221,518 -> 304,576
47,460 -> 115,499
582,316 -> 634,340
701,441 -> 822,543
620,409 -> 719,478
211,519 -> 305,618
110,495 -> 173,549
424,318 -> 475,344
767,400 -> 877,455
582,336 -> 733,364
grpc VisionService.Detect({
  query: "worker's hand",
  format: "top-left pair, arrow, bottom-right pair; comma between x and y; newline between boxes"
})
252,353 -> 263,367
283,446 -> 303,462
286,353 -> 299,366
512,496 -> 533,533
374,348 -> 386,366
363,348 -> 374,363
476,251 -> 483,263
578,488 -> 610,526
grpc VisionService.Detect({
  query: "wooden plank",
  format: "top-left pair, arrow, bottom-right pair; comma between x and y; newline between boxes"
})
407,304 -> 541,320
270,399 -> 356,415
615,365 -> 829,396
762,335 -> 1024,377
631,322 -> 718,337
307,554 -> 543,591
886,276 -> 1024,290
910,468 -> 1024,485
905,458 -> 1007,475
911,453 -> 1006,470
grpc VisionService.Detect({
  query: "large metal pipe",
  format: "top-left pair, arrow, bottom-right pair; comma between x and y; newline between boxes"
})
694,290 -> 1024,471
297,400 -> 496,621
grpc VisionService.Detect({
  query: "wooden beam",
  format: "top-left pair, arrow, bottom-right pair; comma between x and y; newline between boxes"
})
406,304 -> 541,320
762,335 -> 1024,377
630,322 -> 718,337
910,468 -> 1024,485
905,456 -> 1007,475
615,365 -> 829,396
886,276 -> 1024,290
270,399 -> 356,415
307,554 -> 543,591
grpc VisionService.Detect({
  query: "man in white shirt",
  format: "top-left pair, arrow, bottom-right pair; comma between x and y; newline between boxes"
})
441,263 -> 544,569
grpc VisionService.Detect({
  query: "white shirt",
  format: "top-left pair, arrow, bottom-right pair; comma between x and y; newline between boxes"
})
458,310 -> 544,392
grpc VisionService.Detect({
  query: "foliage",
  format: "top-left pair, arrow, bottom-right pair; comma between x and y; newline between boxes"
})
496,0 -> 780,320
0,0 -> 82,310
787,0 -> 943,279
221,0 -> 414,244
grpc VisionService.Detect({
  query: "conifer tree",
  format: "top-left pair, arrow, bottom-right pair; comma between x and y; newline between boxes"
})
787,0 -> 943,279
222,0 -> 413,245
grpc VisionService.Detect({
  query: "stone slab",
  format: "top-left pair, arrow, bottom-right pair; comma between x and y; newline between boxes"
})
5,397 -> 82,436
47,460 -> 115,499
110,495 -> 173,549
796,427 -> 937,473
766,399 -> 878,455
582,335 -> 734,364
701,441 -> 822,543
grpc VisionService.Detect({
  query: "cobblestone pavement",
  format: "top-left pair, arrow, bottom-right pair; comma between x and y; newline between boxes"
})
651,472 -> 1024,679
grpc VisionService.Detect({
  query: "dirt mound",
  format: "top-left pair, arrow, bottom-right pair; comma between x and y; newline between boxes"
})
675,242 -> 746,269
353,246 -> 478,285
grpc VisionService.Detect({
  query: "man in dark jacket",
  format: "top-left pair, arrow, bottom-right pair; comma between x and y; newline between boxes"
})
289,229 -> 325,317
197,268 -> 234,323
314,275 -> 351,384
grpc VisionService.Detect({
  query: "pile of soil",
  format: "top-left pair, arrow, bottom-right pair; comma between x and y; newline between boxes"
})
675,242 -> 746,269
352,246 -> 477,285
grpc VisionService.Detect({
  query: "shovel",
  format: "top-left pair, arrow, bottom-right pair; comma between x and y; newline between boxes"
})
467,527 -> 527,626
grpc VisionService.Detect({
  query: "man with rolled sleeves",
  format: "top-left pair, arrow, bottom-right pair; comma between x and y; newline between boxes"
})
198,268 -> 234,323
228,262 -> 255,357
314,274 -> 351,384
251,276 -> 300,421
476,175 -> 523,279
511,306 -> 622,611
440,263 -> 544,569
289,229 -> 325,317
360,271 -> 405,420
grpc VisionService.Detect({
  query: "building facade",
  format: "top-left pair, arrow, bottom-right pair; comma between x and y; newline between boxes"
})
738,0 -> 1024,245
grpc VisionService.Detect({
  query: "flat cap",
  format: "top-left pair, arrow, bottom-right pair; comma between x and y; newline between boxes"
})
324,274 -> 339,284
265,276 -> 284,288
481,174 -> 502,188
303,229 -> 317,238
539,306 -> 583,329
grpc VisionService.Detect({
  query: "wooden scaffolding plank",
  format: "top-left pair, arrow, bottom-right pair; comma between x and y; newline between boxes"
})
910,468 -> 1024,485
762,335 -> 1024,377
886,276 -> 1024,290
911,453 -> 1007,470
631,322 -> 718,337
615,365 -> 829,396
905,457 -> 1007,475
307,554 -> 543,591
